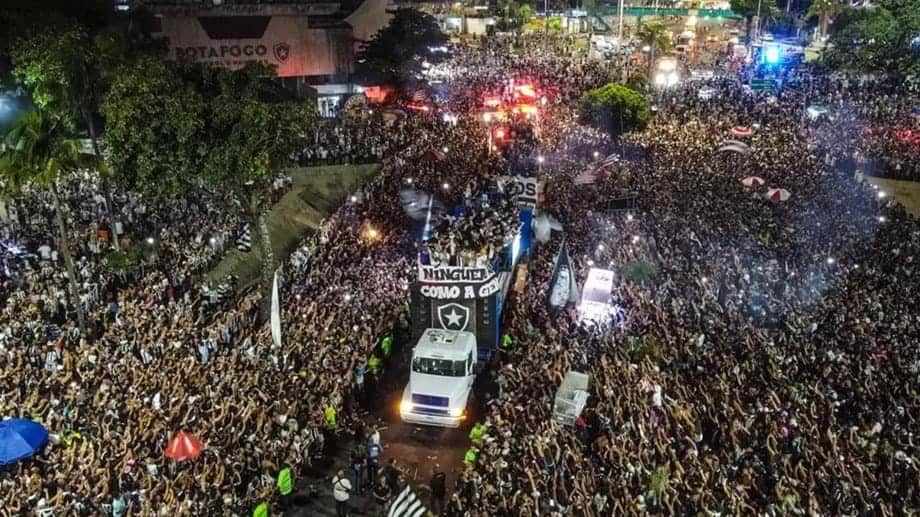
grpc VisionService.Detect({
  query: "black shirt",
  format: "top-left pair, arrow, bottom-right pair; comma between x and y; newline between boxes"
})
430,472 -> 446,498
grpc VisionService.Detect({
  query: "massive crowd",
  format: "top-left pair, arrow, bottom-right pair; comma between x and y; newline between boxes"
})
1,27 -> 919,517
445,45 -> 920,516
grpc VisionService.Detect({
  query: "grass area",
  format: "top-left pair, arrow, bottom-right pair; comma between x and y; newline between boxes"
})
865,176 -> 920,217
207,163 -> 380,289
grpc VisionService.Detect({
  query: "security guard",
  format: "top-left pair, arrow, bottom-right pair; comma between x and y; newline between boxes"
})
381,335 -> 393,358
500,333 -> 513,350
253,501 -> 269,517
468,422 -> 486,446
367,353 -> 381,376
324,405 -> 337,431
276,465 -> 294,509
464,446 -> 479,465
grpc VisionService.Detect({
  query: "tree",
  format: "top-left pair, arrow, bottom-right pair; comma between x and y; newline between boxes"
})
583,0 -> 598,35
12,24 -> 131,249
193,65 -> 315,316
730,0 -> 780,40
495,0 -> 536,32
102,60 -> 315,317
822,0 -> 920,78
101,56 -> 209,195
806,0 -> 845,38
0,109 -> 90,332
635,21 -> 671,75
355,9 -> 448,88
579,83 -> 650,139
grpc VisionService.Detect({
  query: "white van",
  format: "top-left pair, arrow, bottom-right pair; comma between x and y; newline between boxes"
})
399,329 -> 478,428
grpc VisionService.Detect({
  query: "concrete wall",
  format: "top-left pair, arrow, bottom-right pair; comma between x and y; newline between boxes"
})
161,15 -> 354,78
345,0 -> 392,44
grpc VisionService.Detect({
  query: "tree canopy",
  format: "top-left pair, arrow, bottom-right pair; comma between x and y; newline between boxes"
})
822,0 -> 920,79
0,109 -> 82,193
11,24 -> 104,132
729,0 -> 779,19
578,83 -> 651,138
354,8 -> 447,87
101,59 -> 313,197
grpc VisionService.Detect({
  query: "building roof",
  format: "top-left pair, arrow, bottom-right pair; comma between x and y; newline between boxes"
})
146,0 -> 346,18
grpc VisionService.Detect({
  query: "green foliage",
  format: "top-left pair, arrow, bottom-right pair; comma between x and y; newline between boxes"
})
101,56 -> 208,195
11,25 -> 89,118
822,0 -> 920,79
626,72 -> 650,93
0,110 -> 83,193
101,59 -> 314,196
523,15 -> 564,33
578,83 -> 651,138
730,0 -> 778,18
806,0 -> 845,21
192,64 -> 315,194
105,242 -> 145,272
355,9 -> 447,87
635,21 -> 672,54
621,258 -> 658,285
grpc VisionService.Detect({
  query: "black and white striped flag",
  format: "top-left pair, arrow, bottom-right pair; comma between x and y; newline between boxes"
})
236,224 -> 252,252
387,485 -> 428,517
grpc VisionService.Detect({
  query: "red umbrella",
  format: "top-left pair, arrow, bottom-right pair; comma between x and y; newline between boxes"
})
741,176 -> 765,188
731,126 -> 753,138
766,188 -> 791,202
165,431 -> 204,461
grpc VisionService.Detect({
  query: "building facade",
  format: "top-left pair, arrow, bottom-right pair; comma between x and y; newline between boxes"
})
147,0 -> 392,113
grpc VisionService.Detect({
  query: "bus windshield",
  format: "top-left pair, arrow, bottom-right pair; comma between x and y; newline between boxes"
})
412,357 -> 466,377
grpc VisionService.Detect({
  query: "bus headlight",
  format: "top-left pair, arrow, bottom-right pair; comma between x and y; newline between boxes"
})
449,407 -> 464,418
400,401 -> 414,413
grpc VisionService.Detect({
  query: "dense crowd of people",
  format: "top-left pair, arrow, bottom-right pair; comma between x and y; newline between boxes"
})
443,43 -> 920,516
1,25 -> 918,517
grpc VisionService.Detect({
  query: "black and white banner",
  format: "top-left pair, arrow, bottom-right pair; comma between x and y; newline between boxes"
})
499,176 -> 542,208
547,239 -> 579,317
387,485 -> 427,517
418,265 -> 495,284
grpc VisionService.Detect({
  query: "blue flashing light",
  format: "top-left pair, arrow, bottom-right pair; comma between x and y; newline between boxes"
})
764,46 -> 781,64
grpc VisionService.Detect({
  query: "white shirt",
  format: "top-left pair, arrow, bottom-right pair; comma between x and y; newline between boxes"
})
332,476 -> 352,502
38,244 -> 52,260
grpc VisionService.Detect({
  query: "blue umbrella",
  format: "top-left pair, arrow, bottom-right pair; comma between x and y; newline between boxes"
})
0,418 -> 49,466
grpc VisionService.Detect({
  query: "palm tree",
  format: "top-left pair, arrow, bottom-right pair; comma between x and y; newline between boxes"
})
807,0 -> 844,39
0,110 -> 89,332
636,21 -> 672,75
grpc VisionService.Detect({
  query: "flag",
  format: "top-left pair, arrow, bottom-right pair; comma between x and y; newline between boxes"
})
575,153 -> 618,185
271,271 -> 282,349
574,168 -> 597,185
236,223 -> 252,252
597,153 -> 619,170
387,485 -> 427,517
547,239 -> 578,316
